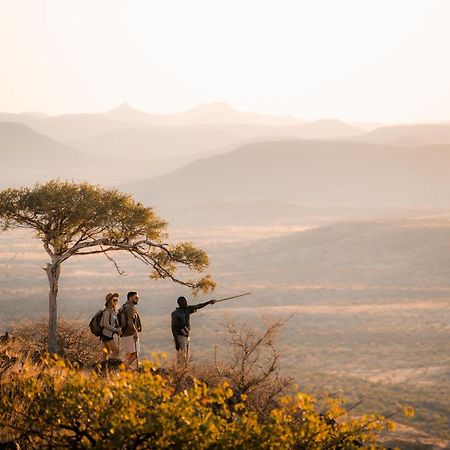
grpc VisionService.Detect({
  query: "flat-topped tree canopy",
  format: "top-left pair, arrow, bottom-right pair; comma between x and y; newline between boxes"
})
0,179 -> 215,353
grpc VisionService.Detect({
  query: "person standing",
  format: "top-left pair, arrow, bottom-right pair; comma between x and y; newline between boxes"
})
101,292 -> 121,361
171,296 -> 215,364
120,291 -> 142,369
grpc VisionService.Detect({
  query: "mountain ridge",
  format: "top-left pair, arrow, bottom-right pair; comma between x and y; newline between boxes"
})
123,138 -> 450,208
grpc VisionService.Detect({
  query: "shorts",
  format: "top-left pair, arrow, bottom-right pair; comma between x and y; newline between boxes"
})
175,335 -> 190,351
121,335 -> 140,354
100,335 -> 114,342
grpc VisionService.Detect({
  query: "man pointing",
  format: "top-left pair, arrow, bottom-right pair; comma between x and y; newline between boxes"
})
171,296 -> 215,364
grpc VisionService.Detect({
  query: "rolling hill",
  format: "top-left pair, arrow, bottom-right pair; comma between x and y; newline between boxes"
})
352,122 -> 450,146
123,139 -> 450,208
0,121 -> 83,165
209,218 -> 450,290
66,120 -> 364,163
0,122 -> 161,186
66,126 -> 247,158
0,122 -> 89,187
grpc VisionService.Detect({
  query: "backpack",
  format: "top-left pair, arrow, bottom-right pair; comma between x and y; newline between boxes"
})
89,309 -> 105,337
117,304 -> 129,330
117,304 -> 142,332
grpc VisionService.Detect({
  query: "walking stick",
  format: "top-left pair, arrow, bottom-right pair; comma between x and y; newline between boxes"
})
213,292 -> 252,303
117,333 -> 121,361
135,335 -> 140,370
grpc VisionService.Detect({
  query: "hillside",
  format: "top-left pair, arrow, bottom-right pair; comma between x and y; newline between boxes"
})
290,119 -> 362,139
0,121 -> 83,165
210,219 -> 450,290
66,126 -> 247,158
124,139 -> 450,208
1,217 -> 449,443
66,122 -> 364,163
158,201 -> 441,231
0,122 -> 90,187
352,122 -> 450,146
3,217 -> 450,312
0,122 -> 163,186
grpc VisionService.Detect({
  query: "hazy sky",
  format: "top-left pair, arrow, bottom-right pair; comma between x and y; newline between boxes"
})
1,0 -> 449,122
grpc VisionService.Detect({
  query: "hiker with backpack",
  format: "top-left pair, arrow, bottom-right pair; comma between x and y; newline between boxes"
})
89,292 -> 121,362
171,296 -> 216,364
118,291 -> 142,369
100,292 -> 121,361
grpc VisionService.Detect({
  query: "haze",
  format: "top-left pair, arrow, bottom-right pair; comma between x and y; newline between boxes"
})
1,2 -> 450,447
1,0 -> 450,122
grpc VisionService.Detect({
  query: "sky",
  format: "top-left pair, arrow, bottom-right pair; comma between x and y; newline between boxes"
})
0,0 -> 449,122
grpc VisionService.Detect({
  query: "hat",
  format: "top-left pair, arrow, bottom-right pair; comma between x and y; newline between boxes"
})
105,292 -> 119,303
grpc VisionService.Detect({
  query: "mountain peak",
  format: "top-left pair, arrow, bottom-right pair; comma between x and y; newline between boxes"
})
104,102 -> 152,122
110,102 -> 141,113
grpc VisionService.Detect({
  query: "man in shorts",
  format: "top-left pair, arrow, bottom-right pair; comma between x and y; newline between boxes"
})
120,291 -> 142,369
171,296 -> 215,364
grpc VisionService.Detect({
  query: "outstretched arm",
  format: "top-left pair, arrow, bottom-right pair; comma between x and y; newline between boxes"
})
189,299 -> 216,312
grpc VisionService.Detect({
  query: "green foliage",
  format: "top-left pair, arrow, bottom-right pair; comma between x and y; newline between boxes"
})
0,180 -> 165,246
0,179 -> 215,292
0,359 -> 389,449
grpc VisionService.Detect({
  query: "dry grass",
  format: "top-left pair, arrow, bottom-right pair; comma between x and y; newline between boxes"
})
10,318 -> 100,366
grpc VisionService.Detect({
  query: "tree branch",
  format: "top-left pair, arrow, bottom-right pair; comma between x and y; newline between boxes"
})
100,245 -> 126,276
42,240 -> 54,258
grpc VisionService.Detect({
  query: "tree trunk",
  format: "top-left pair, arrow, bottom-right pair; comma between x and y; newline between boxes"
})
45,261 -> 61,354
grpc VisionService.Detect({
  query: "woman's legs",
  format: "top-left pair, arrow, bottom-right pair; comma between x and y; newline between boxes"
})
102,338 -> 119,360
108,338 -> 119,359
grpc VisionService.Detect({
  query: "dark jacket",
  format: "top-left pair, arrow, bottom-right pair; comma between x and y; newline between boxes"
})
171,302 -> 210,338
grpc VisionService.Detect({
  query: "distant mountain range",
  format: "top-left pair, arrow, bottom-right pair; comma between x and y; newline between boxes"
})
66,126 -> 249,158
1,103 -> 364,143
2,104 -> 450,205
0,122 -> 169,187
66,119 -> 365,161
351,123 -> 450,146
0,104 -> 365,189
102,102 -> 305,126
124,139 -> 450,208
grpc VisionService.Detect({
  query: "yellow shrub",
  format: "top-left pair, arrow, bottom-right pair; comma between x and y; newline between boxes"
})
0,359 -> 389,449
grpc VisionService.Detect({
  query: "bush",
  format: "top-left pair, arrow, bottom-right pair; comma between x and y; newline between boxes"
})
0,358 -> 389,449
11,318 -> 99,366
0,318 -> 396,448
187,317 -> 293,419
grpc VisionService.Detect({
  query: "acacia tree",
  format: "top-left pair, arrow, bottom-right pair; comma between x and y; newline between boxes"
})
0,180 -> 215,353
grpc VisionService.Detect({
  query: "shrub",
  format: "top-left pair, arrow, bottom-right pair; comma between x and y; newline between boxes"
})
11,318 -> 100,366
0,359 -> 389,449
0,318 -> 396,448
